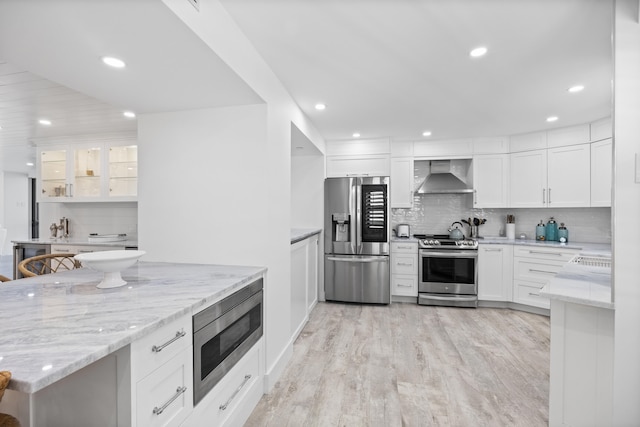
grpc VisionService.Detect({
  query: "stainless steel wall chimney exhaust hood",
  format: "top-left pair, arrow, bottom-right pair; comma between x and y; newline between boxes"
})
415,160 -> 473,194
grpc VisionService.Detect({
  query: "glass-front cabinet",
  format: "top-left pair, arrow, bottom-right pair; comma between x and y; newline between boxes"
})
38,140 -> 137,203
109,145 -> 138,198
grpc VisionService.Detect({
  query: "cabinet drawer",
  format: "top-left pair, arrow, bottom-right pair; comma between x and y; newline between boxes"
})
513,246 -> 578,262
514,258 -> 565,284
391,253 -> 417,275
513,281 -> 550,309
132,315 -> 192,380
136,348 -> 193,427
391,241 -> 418,253
207,341 -> 262,427
391,275 -> 418,297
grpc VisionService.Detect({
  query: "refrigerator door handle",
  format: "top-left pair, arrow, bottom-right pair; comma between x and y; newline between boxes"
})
327,256 -> 389,263
355,179 -> 362,250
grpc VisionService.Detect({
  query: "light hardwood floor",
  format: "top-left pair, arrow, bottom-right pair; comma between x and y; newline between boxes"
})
246,302 -> 549,427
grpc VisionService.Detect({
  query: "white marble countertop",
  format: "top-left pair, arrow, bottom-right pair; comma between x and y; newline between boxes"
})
0,262 -> 266,393
12,237 -> 139,248
540,259 -> 613,310
291,228 -> 322,244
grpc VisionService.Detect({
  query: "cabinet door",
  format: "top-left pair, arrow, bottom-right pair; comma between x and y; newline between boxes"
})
591,139 -> 612,207
73,145 -> 103,198
39,148 -> 69,201
509,149 -> 547,207
547,144 -> 590,207
473,154 -> 508,208
109,144 -> 138,198
478,244 -> 512,301
390,157 -> 414,208
326,155 -> 390,177
307,235 -> 319,312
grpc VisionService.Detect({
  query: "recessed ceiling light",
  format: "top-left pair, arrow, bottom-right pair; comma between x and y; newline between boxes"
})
26,162 -> 34,167
422,131 -> 432,137
470,46 -> 488,58
568,85 -> 585,93
546,116 -> 559,122
102,56 -> 126,68
314,103 -> 326,110
353,133 -> 360,138
123,111 -> 136,118
38,119 -> 52,126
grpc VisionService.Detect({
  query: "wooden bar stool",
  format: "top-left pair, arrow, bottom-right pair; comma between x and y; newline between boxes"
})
0,371 -> 20,427
18,253 -> 81,278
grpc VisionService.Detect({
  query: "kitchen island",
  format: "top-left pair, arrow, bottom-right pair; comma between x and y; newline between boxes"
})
0,261 -> 266,426
539,254 -> 614,426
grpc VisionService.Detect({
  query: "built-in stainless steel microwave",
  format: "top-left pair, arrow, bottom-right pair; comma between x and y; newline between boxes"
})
192,278 -> 263,405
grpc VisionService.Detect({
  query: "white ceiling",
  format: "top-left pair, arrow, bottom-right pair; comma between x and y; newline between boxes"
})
0,0 -> 612,174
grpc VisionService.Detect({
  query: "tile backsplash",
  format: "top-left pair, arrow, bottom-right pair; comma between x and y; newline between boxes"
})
39,202 -> 138,241
391,194 -> 611,243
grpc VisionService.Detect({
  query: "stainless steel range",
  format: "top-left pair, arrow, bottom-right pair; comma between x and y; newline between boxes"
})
415,234 -> 478,308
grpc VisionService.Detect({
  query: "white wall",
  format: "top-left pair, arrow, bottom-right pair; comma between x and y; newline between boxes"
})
161,0 -> 326,390
1,172 -> 29,255
612,0 -> 640,423
291,156 -> 324,229
138,105 -> 268,264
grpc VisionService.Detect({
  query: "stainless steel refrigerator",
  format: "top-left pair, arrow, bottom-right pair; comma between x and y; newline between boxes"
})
324,176 -> 390,304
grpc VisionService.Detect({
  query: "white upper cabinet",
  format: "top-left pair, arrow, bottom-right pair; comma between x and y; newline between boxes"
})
390,157 -> 414,208
510,145 -> 591,208
546,124 -> 590,148
590,117 -> 613,142
473,154 -> 509,208
547,144 -> 591,207
509,131 -> 547,153
38,137 -> 138,203
326,139 -> 390,177
591,138 -> 612,207
509,149 -> 548,207
413,138 -> 473,158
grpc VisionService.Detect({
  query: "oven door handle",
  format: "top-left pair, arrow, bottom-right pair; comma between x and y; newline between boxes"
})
419,250 -> 477,258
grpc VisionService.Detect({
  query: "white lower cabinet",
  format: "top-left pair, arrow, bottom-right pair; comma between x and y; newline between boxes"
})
391,241 -> 418,297
477,244 -> 513,301
290,234 -> 319,341
512,246 -> 579,309
131,315 -> 193,427
183,339 -> 264,427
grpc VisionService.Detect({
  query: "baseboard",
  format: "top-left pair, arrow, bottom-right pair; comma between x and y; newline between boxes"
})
391,295 -> 418,304
263,339 -> 293,392
478,300 -> 550,316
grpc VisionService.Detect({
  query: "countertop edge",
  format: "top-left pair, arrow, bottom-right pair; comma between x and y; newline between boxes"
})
291,228 -> 322,244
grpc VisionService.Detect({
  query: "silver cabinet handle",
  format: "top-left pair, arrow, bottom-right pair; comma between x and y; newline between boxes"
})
151,330 -> 186,353
528,292 -> 540,297
528,250 -> 563,256
220,374 -> 252,411
396,262 -> 413,266
153,386 -> 187,415
395,245 -> 414,250
548,188 -> 552,204
542,188 -> 546,204
55,248 -> 70,253
473,189 -> 477,205
397,283 -> 412,287
528,269 -> 556,274
483,248 -> 502,252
